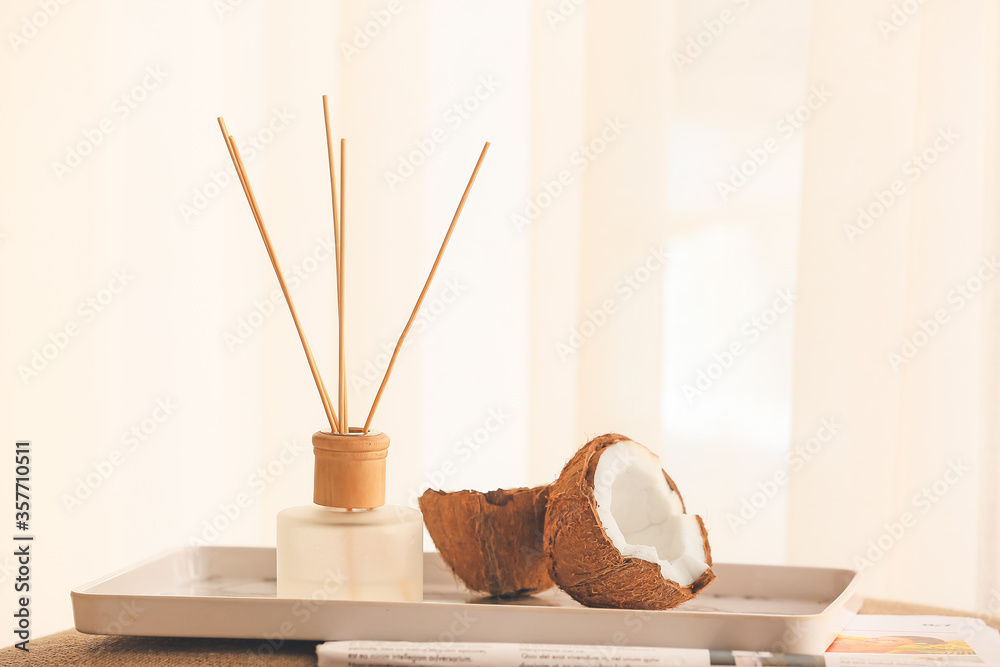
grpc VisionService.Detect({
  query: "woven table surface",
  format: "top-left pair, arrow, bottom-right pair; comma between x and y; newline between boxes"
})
3,598 -> 997,666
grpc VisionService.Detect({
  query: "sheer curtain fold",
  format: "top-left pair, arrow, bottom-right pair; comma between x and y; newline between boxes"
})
789,0 -> 999,609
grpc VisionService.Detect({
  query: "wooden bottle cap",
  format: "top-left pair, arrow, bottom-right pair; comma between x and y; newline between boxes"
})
313,430 -> 388,509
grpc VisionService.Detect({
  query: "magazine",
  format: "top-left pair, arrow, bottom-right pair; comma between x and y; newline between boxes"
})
824,615 -> 1000,665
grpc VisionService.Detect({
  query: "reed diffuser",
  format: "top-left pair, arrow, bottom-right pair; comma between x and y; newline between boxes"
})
217,98 -> 489,602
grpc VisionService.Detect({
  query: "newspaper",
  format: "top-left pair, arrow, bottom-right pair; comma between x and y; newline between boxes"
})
316,615 -> 1000,667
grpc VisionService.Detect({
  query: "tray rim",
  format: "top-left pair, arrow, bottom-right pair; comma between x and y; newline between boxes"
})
71,545 -> 862,619
71,545 -> 864,651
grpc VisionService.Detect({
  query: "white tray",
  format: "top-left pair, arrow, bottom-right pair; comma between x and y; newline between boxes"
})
72,547 -> 861,653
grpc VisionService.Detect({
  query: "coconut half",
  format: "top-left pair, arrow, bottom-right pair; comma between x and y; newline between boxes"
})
543,433 -> 715,609
420,486 -> 554,598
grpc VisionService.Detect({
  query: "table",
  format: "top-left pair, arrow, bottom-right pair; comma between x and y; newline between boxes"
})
4,599 -> 998,666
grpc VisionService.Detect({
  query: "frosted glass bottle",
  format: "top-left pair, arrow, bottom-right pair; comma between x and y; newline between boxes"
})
276,430 -> 423,602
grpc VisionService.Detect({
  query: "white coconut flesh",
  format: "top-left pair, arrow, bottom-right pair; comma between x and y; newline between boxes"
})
592,440 -> 709,586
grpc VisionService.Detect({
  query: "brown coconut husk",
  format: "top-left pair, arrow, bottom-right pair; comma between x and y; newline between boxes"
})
420,486 -> 554,598
542,433 -> 715,609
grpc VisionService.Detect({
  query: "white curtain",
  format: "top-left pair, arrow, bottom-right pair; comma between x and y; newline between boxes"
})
789,0 -> 1000,609
1,0 -> 996,638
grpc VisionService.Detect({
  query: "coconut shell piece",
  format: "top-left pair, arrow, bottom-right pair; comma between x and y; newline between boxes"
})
543,433 -> 715,610
420,486 -> 554,598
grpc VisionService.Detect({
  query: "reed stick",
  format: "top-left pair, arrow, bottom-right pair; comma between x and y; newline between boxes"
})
218,117 -> 340,433
322,97 -> 345,434
363,142 -> 491,433
322,97 -> 342,327
338,139 -> 348,433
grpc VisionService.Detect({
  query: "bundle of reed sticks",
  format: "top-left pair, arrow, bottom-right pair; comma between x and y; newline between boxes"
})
217,98 -> 489,434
